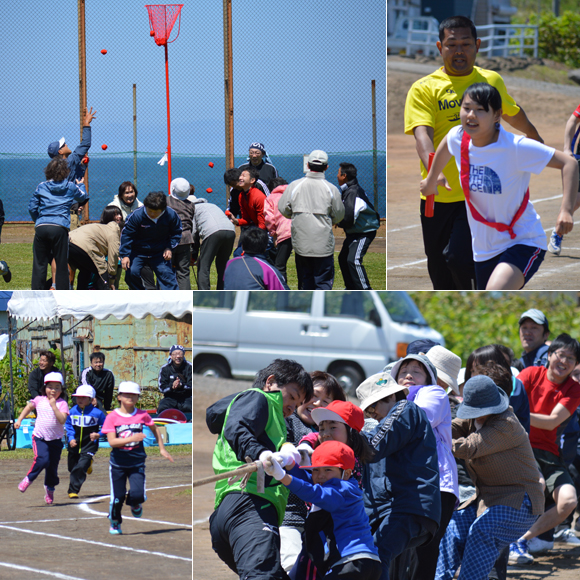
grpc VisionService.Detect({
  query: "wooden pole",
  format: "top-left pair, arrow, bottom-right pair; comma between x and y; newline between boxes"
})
223,0 -> 234,204
133,84 -> 138,187
77,0 -> 89,222
371,80 -> 378,212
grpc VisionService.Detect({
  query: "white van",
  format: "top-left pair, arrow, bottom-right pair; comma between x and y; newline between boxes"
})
191,291 -> 444,394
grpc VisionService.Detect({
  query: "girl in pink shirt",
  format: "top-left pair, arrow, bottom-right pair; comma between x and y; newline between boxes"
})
15,372 -> 69,504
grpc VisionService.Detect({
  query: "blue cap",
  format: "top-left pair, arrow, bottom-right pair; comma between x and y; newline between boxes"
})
249,142 -> 266,154
170,344 -> 185,354
47,137 -> 66,158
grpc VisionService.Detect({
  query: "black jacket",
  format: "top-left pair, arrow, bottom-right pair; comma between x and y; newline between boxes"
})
337,178 -> 380,235
81,367 -> 115,411
158,359 -> 192,402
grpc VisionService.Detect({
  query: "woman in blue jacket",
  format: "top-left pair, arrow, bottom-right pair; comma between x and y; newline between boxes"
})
28,157 -> 88,289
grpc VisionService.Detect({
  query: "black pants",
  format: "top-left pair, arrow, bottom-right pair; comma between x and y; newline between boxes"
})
209,492 -> 289,580
172,243 -> 192,290
326,558 -> 382,579
109,462 -> 146,524
338,231 -> 376,289
420,199 -> 476,289
274,238 -> 292,283
295,254 -> 334,290
68,242 -> 109,289
157,396 -> 192,414
32,225 -> 69,290
198,230 -> 236,290
67,446 -> 96,494
409,490 -> 457,580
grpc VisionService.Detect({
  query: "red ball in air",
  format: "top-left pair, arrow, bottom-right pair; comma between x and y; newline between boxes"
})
225,210 -> 232,217
150,30 -> 155,37
206,188 -> 213,193
82,155 -> 89,164
208,162 -> 214,168
101,144 -> 108,150
100,49 -> 107,55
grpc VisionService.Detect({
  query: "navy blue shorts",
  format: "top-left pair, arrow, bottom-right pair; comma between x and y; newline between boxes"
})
474,244 -> 545,290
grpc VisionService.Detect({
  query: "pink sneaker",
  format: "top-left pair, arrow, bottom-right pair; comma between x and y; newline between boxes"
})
44,486 -> 54,505
18,477 -> 31,492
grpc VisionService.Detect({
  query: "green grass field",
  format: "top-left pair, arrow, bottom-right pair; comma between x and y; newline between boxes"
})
1,243 -> 385,290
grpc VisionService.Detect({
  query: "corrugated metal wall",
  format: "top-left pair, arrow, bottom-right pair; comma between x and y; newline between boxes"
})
16,314 -> 192,389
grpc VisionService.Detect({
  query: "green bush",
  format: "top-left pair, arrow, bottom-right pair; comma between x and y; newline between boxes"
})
408,292 -> 580,365
530,11 -> 580,68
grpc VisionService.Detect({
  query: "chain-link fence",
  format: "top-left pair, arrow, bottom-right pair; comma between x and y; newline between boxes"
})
0,0 -> 386,222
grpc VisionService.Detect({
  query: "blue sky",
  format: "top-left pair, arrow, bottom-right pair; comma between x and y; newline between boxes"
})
0,1 -> 386,156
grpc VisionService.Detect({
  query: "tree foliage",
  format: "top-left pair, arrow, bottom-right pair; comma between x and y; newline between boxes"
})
408,292 -> 580,366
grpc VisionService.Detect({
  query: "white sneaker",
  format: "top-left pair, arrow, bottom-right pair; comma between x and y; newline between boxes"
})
508,539 -> 534,565
528,536 -> 554,553
548,229 -> 563,255
554,528 -> 580,544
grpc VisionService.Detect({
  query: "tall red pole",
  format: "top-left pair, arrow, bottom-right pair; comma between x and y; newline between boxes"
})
165,41 -> 172,195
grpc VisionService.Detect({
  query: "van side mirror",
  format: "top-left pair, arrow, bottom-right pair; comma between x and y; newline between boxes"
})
369,308 -> 382,327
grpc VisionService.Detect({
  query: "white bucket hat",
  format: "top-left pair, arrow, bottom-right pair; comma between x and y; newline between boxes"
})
355,372 -> 408,411
426,345 -> 462,395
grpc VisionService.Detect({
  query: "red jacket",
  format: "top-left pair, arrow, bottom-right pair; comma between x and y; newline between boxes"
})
238,187 -> 266,229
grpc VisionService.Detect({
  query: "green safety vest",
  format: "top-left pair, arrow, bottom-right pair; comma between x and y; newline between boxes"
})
212,388 -> 289,525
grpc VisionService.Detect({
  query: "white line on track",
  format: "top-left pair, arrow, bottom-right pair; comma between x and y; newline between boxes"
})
78,502 -> 193,528
387,258 -> 427,271
0,517 -> 103,525
0,524 -> 192,562
0,562 -> 88,580
387,224 -> 420,233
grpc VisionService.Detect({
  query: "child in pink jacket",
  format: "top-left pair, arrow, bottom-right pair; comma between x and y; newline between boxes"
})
264,178 -> 292,282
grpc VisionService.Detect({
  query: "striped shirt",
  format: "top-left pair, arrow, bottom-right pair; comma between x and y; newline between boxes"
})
31,396 -> 69,441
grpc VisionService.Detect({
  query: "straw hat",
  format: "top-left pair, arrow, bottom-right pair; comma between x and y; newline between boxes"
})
426,345 -> 462,395
355,372 -> 408,412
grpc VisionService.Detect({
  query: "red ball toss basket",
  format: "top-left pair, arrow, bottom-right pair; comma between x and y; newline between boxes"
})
146,3 -> 183,46
145,4 -> 184,196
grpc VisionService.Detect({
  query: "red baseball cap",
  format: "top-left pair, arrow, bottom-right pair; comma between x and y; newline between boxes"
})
310,400 -> 365,432
302,440 -> 355,471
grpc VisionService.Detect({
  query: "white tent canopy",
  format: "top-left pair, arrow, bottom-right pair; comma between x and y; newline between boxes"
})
8,291 -> 193,321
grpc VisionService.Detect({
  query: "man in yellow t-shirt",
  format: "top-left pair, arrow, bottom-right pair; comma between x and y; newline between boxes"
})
404,15 -> 543,290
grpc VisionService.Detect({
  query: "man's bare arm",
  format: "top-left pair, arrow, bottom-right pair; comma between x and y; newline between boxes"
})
502,106 -> 543,143
413,125 -> 435,170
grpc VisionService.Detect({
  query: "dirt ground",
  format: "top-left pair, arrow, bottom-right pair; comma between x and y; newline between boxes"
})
186,377 -> 580,580
387,55 -> 580,289
0,447 -> 192,580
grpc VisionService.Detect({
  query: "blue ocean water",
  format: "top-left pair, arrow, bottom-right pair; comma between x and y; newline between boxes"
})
0,151 -> 385,221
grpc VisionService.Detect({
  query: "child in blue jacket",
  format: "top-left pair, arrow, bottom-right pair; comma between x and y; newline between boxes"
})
119,191 -> 182,290
65,385 -> 106,498
28,157 -> 88,289
263,440 -> 382,580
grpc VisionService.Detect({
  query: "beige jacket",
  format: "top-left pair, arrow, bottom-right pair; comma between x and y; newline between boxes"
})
278,171 -> 345,257
68,221 -> 121,278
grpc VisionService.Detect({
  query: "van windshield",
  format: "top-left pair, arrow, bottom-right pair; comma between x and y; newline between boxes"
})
377,292 -> 427,326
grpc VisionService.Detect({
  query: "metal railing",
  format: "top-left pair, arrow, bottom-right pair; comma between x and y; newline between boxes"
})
477,24 -> 538,58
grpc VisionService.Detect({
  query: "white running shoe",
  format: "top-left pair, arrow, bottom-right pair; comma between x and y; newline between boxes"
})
528,536 -> 554,553
508,539 -> 534,565
548,229 -> 563,255
554,528 -> 580,544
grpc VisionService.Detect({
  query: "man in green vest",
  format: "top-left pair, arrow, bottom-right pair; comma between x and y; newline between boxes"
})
207,359 -> 314,579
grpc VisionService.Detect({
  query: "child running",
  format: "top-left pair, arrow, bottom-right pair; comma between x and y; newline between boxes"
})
15,372 -> 69,504
420,82 -> 579,290
101,381 -> 174,535
65,385 -> 106,498
262,440 -> 382,580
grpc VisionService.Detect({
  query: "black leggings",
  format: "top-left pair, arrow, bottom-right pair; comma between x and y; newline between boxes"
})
68,242 -> 108,289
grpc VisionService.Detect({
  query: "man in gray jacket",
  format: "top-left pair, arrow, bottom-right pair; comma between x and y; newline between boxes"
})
191,195 -> 236,290
278,150 -> 344,289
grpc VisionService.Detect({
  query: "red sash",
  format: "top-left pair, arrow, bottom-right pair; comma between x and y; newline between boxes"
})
460,130 -> 528,240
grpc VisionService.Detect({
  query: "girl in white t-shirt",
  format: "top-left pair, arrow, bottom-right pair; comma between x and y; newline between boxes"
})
421,82 -> 578,290
15,372 -> 69,504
